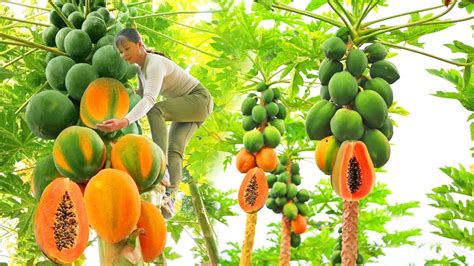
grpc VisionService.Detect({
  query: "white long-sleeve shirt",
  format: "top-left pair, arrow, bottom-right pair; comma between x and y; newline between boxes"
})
124,53 -> 199,124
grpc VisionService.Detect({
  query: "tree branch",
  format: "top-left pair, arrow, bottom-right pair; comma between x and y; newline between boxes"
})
132,10 -> 225,20
0,15 -> 49,27
0,0 -> 49,11
3,48 -> 38,68
137,24 -> 219,58
327,0 -> 355,37
362,4 -> 445,27
376,40 -> 474,67
0,33 -> 66,55
271,2 -> 343,27
355,0 -> 457,44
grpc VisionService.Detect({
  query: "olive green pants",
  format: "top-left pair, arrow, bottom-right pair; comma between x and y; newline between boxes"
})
146,84 -> 213,193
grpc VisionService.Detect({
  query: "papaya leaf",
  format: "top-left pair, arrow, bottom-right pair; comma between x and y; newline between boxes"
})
306,0 -> 327,11
0,67 -> 14,81
445,40 -> 474,54
254,0 -> 274,11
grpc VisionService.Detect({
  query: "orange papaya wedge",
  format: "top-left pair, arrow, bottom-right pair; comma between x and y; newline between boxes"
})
331,141 -> 375,201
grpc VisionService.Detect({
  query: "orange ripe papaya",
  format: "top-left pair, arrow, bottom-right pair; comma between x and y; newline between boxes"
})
291,214 -> 307,235
238,167 -> 269,213
315,135 -> 340,175
34,178 -> 89,264
255,147 -> 278,172
236,148 -> 257,173
137,201 -> 167,262
331,141 -> 375,201
84,169 -> 141,243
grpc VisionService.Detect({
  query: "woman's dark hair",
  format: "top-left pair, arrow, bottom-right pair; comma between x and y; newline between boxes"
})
115,28 -> 170,59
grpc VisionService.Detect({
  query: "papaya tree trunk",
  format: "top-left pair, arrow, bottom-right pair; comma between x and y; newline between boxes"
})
98,237 -> 144,266
342,200 -> 358,266
239,212 -> 257,266
188,177 -> 219,265
279,216 -> 291,266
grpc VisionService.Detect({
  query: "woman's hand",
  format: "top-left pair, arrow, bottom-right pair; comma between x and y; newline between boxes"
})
96,118 -> 129,133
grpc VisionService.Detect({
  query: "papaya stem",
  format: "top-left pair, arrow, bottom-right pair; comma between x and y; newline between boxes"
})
137,24 -> 219,58
188,175 -> 219,265
355,0 -> 457,45
361,4 -> 445,27
0,40 -> 36,48
0,15 -> 49,27
342,200 -> 358,266
0,33 -> 66,55
420,16 -> 474,26
0,11 -> 49,31
376,40 -> 474,67
0,0 -> 49,11
158,16 -> 215,34
131,10 -> 225,20
98,237 -> 144,265
47,0 -> 75,28
327,0 -> 357,39
240,212 -> 257,266
332,0 -> 356,25
3,48 -> 37,68
85,0 -> 90,17
15,82 -> 48,115
271,2 -> 343,27
126,0 -> 152,8
355,0 -> 378,31
279,216 -> 291,266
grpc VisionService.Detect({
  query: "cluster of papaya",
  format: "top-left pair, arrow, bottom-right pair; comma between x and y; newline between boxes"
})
36,0 -> 142,140
306,32 -> 398,200
26,1 -> 167,264
265,156 -> 311,247
237,82 -> 287,213
330,228 -> 364,265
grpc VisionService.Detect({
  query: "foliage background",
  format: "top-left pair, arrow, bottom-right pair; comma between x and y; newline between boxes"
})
0,0 -> 473,264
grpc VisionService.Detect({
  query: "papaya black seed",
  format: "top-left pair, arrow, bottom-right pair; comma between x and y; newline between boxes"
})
53,191 -> 78,251
348,157 -> 362,193
244,174 -> 259,206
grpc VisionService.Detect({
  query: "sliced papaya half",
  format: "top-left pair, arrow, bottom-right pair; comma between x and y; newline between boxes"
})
34,178 -> 89,264
331,141 -> 375,201
238,167 -> 269,213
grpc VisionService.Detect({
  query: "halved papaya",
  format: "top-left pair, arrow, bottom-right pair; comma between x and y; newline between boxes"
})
34,178 -> 89,264
331,141 -> 375,201
238,167 -> 269,213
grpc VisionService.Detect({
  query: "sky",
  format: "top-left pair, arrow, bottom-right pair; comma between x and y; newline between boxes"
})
2,0 -> 473,265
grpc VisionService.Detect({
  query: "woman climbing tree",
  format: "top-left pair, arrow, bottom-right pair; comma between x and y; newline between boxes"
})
97,28 -> 214,218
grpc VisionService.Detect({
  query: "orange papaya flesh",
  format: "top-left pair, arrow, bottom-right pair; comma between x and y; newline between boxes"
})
34,178 -> 89,264
238,167 -> 269,213
331,141 -> 375,201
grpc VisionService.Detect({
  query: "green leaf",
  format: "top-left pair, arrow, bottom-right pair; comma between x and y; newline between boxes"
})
306,0 -> 326,11
0,67 -> 14,81
445,40 -> 474,54
254,0 -> 274,10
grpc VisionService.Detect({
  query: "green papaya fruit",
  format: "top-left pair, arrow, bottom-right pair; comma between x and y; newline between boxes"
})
305,100 -> 337,140
354,90 -> 388,129
346,49 -> 368,77
330,108 -> 365,142
322,37 -> 347,60
361,129 -> 390,168
370,60 -> 400,84
364,43 -> 387,63
364,77 -> 393,108
319,59 -> 344,85
328,71 -> 359,105
379,116 -> 393,140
